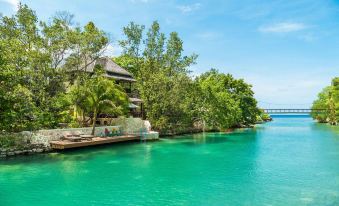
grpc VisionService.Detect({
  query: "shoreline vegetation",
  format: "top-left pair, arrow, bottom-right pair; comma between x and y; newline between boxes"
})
311,77 -> 339,125
0,4 -> 270,156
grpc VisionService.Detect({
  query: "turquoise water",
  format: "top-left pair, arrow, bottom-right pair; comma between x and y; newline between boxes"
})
1,116 -> 339,206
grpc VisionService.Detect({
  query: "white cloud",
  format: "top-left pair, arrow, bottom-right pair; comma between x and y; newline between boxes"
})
178,3 -> 201,13
259,22 -> 307,33
1,0 -> 19,11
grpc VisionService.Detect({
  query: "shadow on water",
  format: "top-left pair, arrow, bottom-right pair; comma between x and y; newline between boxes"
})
172,127 -> 264,143
310,122 -> 339,135
0,140 -> 144,166
171,128 -> 261,146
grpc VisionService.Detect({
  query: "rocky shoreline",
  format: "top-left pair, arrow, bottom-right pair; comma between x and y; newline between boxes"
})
0,144 -> 52,159
0,118 -> 272,159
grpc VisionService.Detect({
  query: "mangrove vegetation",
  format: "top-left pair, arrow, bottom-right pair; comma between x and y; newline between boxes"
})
1,4 -> 263,143
311,77 -> 339,125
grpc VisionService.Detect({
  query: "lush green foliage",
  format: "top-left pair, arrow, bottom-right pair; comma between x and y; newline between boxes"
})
69,70 -> 129,134
311,77 -> 339,125
0,4 -> 109,132
115,21 -> 198,134
116,22 -> 260,134
257,111 -> 272,122
195,69 -> 260,130
0,132 -> 27,149
1,5 -> 261,135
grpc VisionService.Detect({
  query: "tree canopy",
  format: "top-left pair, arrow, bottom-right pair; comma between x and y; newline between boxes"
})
311,77 -> 339,125
0,4 -> 109,132
1,5 -> 263,135
115,22 -> 260,134
195,69 -> 259,130
69,69 -> 128,135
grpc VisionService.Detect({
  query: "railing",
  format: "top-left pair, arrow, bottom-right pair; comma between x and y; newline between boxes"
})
262,109 -> 327,114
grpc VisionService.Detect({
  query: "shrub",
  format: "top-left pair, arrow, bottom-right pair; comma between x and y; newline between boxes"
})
0,132 -> 28,149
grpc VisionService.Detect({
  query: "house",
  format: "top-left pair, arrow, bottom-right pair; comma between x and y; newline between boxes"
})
83,57 -> 144,123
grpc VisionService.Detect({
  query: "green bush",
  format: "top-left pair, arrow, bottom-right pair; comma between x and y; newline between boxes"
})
261,113 -> 271,121
311,77 -> 339,125
0,133 -> 27,149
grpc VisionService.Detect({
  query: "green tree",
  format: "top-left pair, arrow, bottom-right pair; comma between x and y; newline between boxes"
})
118,21 -> 197,134
311,77 -> 339,125
1,85 -> 37,132
0,4 -> 44,131
195,70 -> 240,130
118,22 -> 144,76
69,70 -> 129,135
194,69 -> 259,130
0,4 -> 110,131
64,21 -> 108,75
332,77 -> 339,123
117,21 -> 260,134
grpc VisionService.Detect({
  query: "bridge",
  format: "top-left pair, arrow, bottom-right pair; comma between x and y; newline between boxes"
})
262,109 -> 326,114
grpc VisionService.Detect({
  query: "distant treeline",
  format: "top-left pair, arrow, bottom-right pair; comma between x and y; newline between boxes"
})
311,77 -> 339,125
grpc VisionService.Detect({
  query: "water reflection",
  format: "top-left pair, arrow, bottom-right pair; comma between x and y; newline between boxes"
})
171,128 -> 260,146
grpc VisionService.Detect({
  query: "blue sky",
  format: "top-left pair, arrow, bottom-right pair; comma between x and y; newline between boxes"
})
1,0 -> 339,108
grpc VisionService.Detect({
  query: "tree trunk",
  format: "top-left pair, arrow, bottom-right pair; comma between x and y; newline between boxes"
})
82,111 -> 86,127
74,105 -> 78,121
91,108 -> 97,135
203,119 -> 206,132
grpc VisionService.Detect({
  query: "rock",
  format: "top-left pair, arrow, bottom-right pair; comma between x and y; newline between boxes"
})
36,149 -> 43,153
32,144 -> 44,149
7,152 -> 14,156
24,145 -> 31,150
43,148 -> 50,152
0,143 -> 54,158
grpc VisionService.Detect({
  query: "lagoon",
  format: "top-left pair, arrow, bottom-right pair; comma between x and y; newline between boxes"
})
0,116 -> 338,205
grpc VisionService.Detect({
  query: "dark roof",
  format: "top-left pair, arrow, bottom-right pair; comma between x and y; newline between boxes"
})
104,74 -> 136,82
85,57 -> 136,82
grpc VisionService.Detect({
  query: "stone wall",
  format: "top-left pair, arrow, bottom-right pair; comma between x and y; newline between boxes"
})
0,117 -> 159,159
26,126 -> 121,146
24,117 -> 158,146
0,144 -> 51,158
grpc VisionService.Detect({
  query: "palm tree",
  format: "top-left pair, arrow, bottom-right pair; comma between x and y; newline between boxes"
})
70,73 -> 128,135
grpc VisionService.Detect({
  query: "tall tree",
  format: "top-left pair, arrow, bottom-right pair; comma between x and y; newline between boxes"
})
118,21 -> 198,134
64,21 -> 108,74
195,70 -> 240,130
0,4 -> 110,131
119,22 -> 144,76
